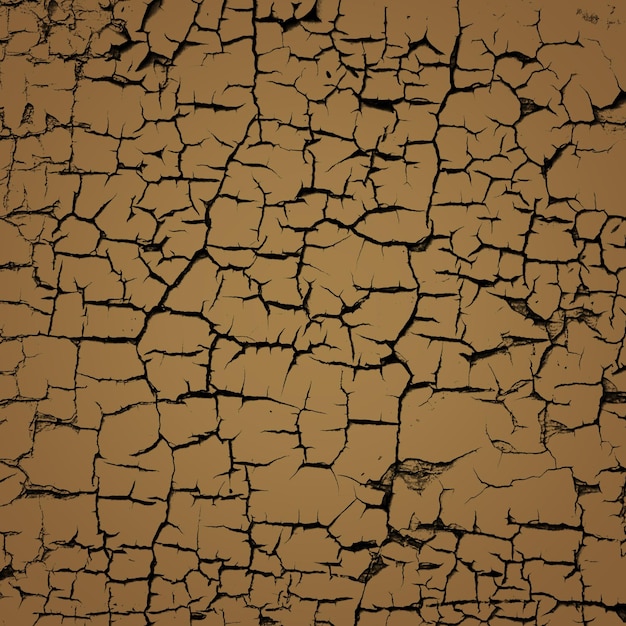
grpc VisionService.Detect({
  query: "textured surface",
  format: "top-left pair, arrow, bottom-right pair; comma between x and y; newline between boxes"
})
1,0 -> 626,624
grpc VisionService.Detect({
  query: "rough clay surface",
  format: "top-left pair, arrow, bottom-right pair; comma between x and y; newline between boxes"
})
1,0 -> 626,624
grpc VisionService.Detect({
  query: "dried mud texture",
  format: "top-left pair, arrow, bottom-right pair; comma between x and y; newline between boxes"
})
1,0 -> 626,625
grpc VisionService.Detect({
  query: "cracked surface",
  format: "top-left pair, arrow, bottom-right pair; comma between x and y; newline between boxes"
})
1,0 -> 626,624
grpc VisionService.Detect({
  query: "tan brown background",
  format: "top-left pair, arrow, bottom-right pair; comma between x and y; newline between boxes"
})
1,0 -> 626,624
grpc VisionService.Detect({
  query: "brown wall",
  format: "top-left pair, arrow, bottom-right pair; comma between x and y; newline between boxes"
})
1,1 -> 626,624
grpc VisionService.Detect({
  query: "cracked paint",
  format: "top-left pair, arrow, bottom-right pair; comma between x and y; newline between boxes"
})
1,0 -> 626,624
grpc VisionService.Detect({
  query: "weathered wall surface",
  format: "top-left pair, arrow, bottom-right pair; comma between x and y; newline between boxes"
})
1,0 -> 626,624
